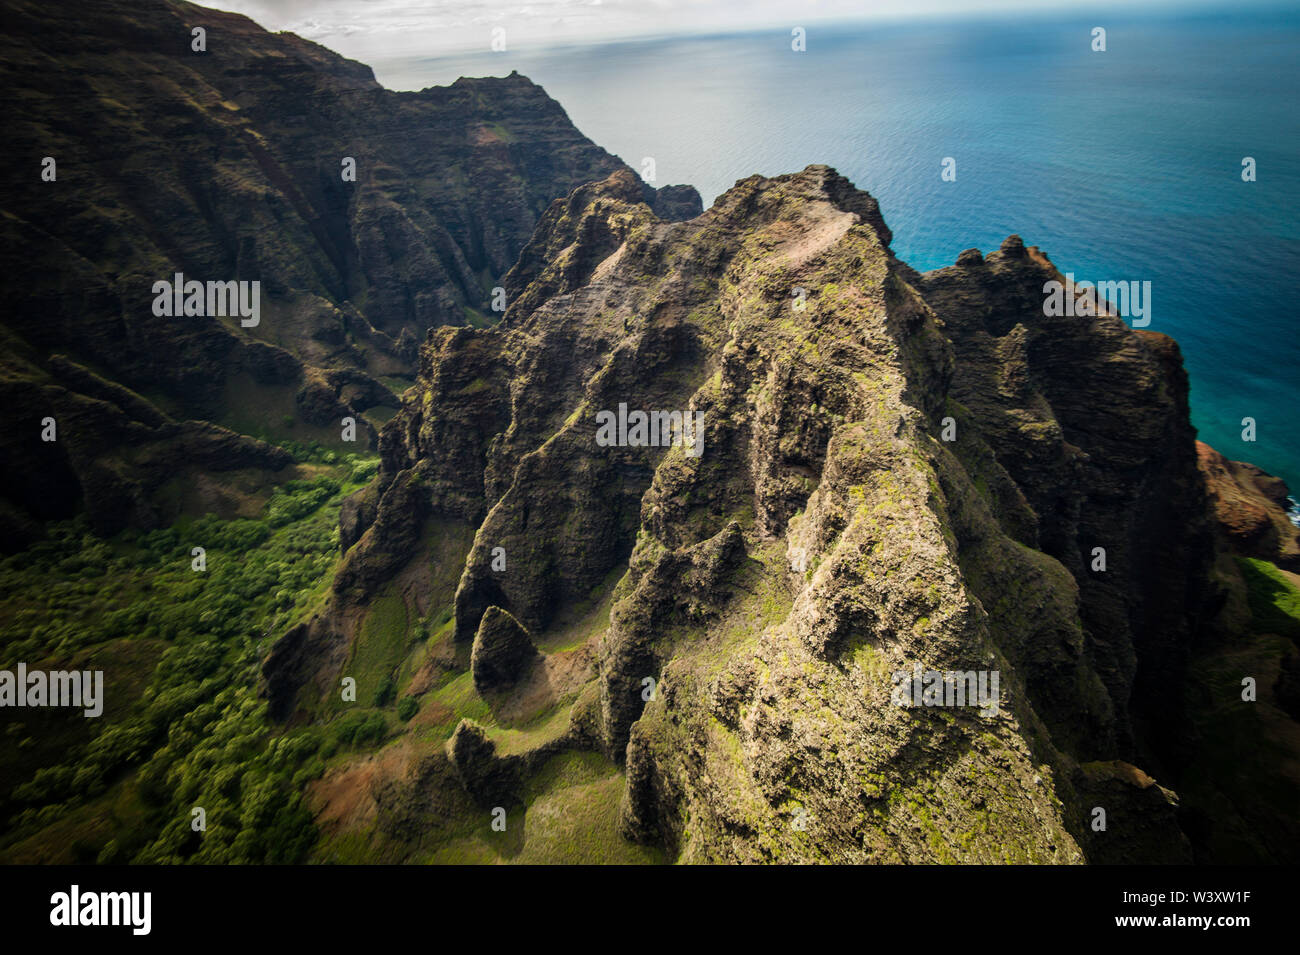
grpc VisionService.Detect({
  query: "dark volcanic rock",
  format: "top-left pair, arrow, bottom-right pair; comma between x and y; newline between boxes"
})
447,719 -> 522,805
262,614 -> 348,723
303,166 -> 1105,861
1072,760 -> 1193,864
470,606 -> 540,695
0,0 -> 700,531
648,183 -> 704,222
268,159 -> 1294,862
914,242 -> 1226,761
0,353 -> 291,545
1197,440 -> 1300,569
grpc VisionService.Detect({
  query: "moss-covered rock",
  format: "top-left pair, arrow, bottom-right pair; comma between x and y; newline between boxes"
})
471,606 -> 541,695
283,162 -> 1298,863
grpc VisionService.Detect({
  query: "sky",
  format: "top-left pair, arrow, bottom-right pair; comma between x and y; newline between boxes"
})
205,0 -> 1230,62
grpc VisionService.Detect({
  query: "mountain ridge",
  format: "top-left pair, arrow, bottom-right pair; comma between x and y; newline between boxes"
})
1,0 -> 1297,865
267,163 -> 1300,862
0,0 -> 699,545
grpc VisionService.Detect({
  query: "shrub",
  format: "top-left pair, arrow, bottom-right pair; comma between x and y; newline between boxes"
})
373,676 -> 396,707
333,711 -> 386,746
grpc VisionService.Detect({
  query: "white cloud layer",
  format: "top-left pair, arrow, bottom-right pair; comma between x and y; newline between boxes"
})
206,0 -> 1198,60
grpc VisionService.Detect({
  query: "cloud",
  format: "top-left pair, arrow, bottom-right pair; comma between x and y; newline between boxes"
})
206,0 -> 1201,60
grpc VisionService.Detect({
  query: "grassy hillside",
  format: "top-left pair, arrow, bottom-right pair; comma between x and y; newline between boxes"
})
0,447 -> 377,863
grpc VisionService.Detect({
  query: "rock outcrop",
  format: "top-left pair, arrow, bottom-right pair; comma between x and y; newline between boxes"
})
1197,441 -> 1300,569
447,720 -> 522,805
265,162 -> 1295,862
8,0 -> 1296,867
471,606 -> 541,695
912,239 -> 1228,765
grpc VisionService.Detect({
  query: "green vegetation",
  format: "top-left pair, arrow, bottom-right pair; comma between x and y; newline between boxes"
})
338,593 -> 409,717
1238,557 -> 1300,639
397,696 -> 419,722
0,453 -> 378,863
332,711 -> 388,747
419,752 -> 663,865
1170,560 -> 1300,862
509,752 -> 662,864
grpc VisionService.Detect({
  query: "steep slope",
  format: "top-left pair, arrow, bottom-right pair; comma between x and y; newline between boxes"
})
0,0 -> 699,542
265,164 -> 1296,862
911,244 -> 1228,767
1198,441 -> 1300,571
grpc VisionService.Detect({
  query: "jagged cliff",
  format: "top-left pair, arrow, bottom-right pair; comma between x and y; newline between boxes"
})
0,0 -> 699,543
269,163 -> 1300,863
5,0 -> 1293,864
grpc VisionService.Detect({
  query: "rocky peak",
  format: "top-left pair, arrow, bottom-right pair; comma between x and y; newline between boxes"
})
274,162 -> 1266,861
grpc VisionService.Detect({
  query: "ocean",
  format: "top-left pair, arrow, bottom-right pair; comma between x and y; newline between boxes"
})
372,6 -> 1300,491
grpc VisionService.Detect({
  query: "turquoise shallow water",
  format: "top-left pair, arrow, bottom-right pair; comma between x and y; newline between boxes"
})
375,6 -> 1300,489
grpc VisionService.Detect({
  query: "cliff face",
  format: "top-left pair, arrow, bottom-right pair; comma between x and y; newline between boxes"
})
913,245 -> 1229,767
1197,442 -> 1300,571
0,0 -> 699,542
270,163 -> 1297,862
7,1 -> 1295,867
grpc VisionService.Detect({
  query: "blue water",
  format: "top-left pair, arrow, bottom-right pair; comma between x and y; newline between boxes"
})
373,6 -> 1300,489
